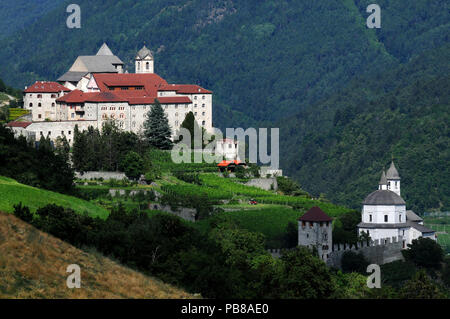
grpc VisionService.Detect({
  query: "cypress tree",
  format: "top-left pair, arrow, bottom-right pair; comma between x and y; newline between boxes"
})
143,99 -> 173,150
178,111 -> 206,149
72,124 -> 88,172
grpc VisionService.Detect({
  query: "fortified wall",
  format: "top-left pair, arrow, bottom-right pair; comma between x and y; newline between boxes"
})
325,236 -> 404,269
268,236 -> 404,269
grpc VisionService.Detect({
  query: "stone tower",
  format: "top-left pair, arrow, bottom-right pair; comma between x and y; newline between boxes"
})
298,206 -> 333,261
135,44 -> 154,74
386,161 -> 401,196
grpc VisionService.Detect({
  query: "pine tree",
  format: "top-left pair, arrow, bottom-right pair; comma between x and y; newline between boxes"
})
143,99 -> 173,150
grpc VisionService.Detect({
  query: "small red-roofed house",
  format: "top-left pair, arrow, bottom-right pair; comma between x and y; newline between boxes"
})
23,81 -> 71,122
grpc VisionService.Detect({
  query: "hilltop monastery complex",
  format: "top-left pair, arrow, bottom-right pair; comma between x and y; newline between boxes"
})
7,43 -> 213,144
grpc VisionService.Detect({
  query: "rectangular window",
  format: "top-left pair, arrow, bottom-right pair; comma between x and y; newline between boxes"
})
399,215 -> 402,222
384,215 -> 388,222
302,221 -> 305,227
369,215 -> 372,222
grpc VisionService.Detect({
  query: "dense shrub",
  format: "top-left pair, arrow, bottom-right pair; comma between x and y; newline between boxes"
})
341,251 -> 370,274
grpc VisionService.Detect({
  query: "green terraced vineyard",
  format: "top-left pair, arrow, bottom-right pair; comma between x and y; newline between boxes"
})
8,108 -> 29,121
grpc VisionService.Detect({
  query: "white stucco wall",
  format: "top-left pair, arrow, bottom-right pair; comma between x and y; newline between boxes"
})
362,204 -> 406,224
24,92 -> 65,122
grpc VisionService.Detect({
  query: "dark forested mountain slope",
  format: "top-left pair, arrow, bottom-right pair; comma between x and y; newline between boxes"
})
281,45 -> 450,212
0,0 -> 64,38
0,0 -> 398,128
0,0 -> 448,211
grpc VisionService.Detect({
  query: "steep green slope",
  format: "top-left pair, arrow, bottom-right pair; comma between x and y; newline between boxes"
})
281,45 -> 450,212
354,0 -> 450,61
0,176 -> 109,218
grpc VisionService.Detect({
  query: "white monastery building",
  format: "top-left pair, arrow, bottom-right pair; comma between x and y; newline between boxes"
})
8,43 -> 213,144
357,161 -> 436,248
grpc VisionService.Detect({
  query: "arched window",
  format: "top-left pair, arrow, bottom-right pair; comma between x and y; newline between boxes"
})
52,103 -> 55,107
202,121 -> 205,126
29,103 -> 33,107
38,103 -> 42,107
102,114 -> 108,119
146,62 -> 150,70
119,113 -> 125,119
137,62 -> 140,70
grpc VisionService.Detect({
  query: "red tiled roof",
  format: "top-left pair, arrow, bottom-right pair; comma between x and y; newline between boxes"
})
24,81 -> 70,93
57,90 -> 192,105
159,84 -> 212,94
56,90 -> 128,103
93,73 -> 168,97
6,121 -> 32,128
299,206 -> 333,222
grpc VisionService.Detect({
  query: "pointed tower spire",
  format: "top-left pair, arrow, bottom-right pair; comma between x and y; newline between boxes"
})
386,160 -> 401,196
96,43 -> 114,56
386,161 -> 400,180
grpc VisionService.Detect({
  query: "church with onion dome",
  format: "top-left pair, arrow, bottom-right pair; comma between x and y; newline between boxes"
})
357,161 -> 436,249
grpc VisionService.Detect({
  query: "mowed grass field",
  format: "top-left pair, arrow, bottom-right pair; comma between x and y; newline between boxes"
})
197,206 -> 303,248
0,176 -> 109,218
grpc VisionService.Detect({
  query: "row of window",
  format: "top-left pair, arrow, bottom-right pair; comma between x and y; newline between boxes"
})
301,221 -> 330,228
40,130 -> 72,136
102,113 -> 126,119
28,94 -> 58,98
29,103 -> 55,107
368,214 -> 403,222
174,120 -> 206,126
173,111 -> 206,117
100,106 -> 126,111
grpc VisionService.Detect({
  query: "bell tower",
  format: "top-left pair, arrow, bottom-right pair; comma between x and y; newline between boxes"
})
135,44 -> 154,74
386,160 -> 401,196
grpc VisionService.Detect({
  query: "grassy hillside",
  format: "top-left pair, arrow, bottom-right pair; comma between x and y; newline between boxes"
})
0,211 -> 194,298
0,176 -> 108,218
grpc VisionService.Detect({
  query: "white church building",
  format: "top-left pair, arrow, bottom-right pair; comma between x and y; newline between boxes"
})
8,43 -> 213,144
357,161 -> 436,248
